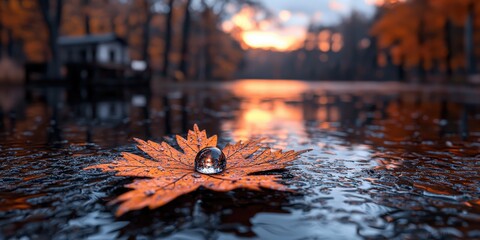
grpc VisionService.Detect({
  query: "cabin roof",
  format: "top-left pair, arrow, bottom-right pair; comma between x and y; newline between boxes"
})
58,33 -> 127,46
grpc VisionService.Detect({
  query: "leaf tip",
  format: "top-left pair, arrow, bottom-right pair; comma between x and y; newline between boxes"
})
115,207 -> 128,217
133,137 -> 146,144
299,149 -> 313,154
83,165 -> 96,170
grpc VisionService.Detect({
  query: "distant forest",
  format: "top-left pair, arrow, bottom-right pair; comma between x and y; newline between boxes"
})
238,0 -> 479,82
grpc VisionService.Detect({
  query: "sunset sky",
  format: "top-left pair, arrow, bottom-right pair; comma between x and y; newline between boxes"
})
262,0 -> 378,25
223,0 -> 383,51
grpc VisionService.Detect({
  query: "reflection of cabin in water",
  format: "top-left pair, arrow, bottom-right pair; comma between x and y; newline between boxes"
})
58,33 -> 148,83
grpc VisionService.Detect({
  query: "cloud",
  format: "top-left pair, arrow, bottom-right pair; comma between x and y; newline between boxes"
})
261,0 -> 375,25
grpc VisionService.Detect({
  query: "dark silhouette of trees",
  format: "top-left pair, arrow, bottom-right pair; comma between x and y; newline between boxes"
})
38,0 -> 63,79
178,0 -> 192,80
141,0 -> 155,66
161,0 -> 174,78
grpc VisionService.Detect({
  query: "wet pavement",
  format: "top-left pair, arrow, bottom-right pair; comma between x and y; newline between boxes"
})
1,80 -> 480,239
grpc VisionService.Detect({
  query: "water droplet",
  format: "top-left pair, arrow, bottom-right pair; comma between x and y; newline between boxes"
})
144,190 -> 155,196
194,147 -> 226,174
192,173 -> 201,178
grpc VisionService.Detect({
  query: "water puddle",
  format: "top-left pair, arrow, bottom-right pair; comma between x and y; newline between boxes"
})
1,80 -> 479,239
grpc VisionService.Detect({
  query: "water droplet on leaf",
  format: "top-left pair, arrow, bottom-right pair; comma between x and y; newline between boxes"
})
192,173 -> 201,178
144,190 -> 155,196
194,147 -> 226,174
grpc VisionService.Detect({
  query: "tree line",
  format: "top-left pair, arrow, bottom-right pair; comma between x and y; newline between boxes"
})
1,0 -> 478,82
0,0 -> 258,81
238,0 -> 479,82
371,0 -> 479,82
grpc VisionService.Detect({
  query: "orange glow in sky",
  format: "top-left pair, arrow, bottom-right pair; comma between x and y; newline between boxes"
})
242,31 -> 299,51
279,10 -> 292,22
364,0 -> 406,6
222,1 -> 381,52
329,1 -> 346,11
230,8 -> 256,31
222,6 -> 305,51
365,0 -> 384,6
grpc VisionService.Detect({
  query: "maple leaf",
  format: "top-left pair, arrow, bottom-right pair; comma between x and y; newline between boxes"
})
86,124 -> 309,216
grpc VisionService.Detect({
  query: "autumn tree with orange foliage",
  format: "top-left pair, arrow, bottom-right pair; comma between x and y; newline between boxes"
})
0,1 -> 48,62
371,0 -> 479,81
0,0 -> 248,81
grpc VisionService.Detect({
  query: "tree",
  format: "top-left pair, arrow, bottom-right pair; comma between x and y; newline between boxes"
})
371,0 -> 480,81
141,0 -> 153,65
38,0 -> 63,79
1,0 -> 246,81
196,0 -> 264,80
161,0 -> 175,78
178,0 -> 192,80
0,1 -> 43,60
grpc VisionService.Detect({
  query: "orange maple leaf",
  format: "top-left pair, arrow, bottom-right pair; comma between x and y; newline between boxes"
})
86,124 -> 309,216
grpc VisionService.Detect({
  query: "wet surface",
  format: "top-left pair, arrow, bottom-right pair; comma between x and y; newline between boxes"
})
1,80 -> 480,239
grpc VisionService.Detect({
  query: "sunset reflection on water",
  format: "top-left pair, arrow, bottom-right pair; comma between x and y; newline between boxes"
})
224,80 -> 309,140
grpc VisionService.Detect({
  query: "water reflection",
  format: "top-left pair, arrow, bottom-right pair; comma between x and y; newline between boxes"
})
1,80 -> 480,239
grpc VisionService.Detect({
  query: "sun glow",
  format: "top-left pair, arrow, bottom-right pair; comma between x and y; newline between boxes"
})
329,1 -> 346,11
279,10 -> 292,22
222,6 -> 305,51
228,79 -> 310,98
242,31 -> 298,51
365,0 -> 406,6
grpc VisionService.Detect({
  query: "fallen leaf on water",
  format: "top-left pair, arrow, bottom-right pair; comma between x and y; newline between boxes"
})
464,199 -> 480,208
86,124 -> 310,215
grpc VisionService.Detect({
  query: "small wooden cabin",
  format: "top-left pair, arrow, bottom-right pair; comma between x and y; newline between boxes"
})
59,33 -> 129,66
25,33 -> 149,85
59,33 -> 132,82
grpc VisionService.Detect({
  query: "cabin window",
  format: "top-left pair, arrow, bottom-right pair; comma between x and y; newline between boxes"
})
109,49 -> 116,63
